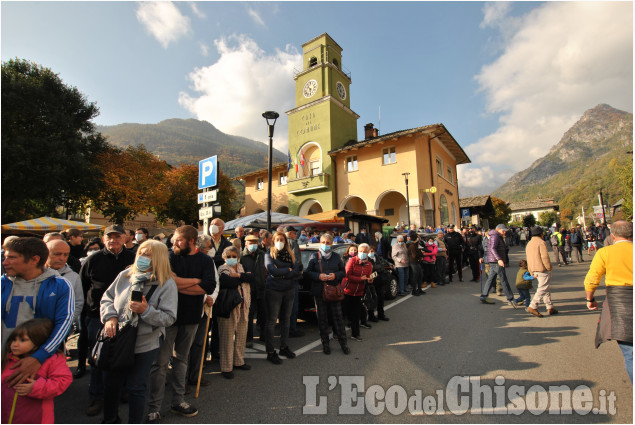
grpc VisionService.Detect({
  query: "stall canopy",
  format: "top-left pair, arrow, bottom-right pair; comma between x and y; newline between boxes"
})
1,217 -> 104,234
224,212 -> 317,231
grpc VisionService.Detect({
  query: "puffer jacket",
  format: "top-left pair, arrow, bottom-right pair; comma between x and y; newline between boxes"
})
486,230 -> 506,263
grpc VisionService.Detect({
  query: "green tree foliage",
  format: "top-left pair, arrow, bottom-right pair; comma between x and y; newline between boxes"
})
611,159 -> 633,219
538,210 -> 558,227
523,214 -> 537,228
1,59 -> 108,222
488,197 -> 511,228
217,170 -> 238,222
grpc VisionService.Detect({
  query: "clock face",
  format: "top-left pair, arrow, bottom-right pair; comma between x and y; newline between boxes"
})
336,81 -> 346,100
303,79 -> 318,98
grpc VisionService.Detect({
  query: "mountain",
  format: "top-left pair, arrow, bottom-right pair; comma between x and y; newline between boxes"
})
493,104 -> 633,214
96,118 -> 287,177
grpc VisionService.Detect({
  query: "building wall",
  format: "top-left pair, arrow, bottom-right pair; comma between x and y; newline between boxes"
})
242,167 -> 288,214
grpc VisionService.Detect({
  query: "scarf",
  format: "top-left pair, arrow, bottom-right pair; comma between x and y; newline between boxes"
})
276,248 -> 293,265
124,271 -> 154,325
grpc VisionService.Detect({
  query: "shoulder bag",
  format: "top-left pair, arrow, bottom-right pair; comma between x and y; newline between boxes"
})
319,252 -> 344,302
90,285 -> 157,371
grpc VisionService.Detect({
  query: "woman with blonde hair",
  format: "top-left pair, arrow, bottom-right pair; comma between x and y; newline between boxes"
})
217,246 -> 252,379
263,232 -> 301,364
100,240 -> 178,424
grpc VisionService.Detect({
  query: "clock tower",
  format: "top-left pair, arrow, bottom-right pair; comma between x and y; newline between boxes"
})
286,33 -> 359,216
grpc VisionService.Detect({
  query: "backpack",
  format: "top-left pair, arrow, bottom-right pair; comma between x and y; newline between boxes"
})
550,233 -> 559,246
571,231 -> 580,244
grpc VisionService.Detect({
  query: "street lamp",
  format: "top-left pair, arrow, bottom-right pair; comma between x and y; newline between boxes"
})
402,172 -> 410,228
262,111 -> 279,232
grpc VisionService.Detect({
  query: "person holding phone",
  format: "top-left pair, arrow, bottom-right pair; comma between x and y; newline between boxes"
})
99,240 -> 178,424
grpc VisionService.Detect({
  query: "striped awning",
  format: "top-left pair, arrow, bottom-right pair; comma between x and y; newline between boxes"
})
1,217 -> 104,233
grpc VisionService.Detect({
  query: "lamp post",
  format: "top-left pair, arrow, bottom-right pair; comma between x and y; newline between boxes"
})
262,111 -> 279,232
402,172 -> 410,228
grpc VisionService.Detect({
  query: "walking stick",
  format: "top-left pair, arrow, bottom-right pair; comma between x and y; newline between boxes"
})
195,304 -> 212,398
9,392 -> 18,424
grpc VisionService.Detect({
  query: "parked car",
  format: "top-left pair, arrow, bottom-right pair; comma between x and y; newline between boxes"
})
297,243 -> 397,320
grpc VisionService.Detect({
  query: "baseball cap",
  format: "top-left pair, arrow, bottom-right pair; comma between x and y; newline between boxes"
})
104,224 -> 125,235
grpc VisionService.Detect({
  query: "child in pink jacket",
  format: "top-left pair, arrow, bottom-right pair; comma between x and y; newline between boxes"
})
2,318 -> 72,424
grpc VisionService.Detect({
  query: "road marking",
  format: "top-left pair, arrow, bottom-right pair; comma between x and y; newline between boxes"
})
387,336 -> 442,346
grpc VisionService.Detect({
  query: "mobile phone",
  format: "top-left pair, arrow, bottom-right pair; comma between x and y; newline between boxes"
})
131,290 -> 144,302
370,272 -> 378,279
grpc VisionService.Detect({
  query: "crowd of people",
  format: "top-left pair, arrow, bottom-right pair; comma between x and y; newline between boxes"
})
0,217 -> 631,423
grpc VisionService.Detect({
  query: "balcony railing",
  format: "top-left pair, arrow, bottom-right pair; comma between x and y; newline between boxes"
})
287,173 -> 329,194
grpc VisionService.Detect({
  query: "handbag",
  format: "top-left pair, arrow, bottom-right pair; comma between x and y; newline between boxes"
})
213,286 -> 243,318
362,284 -> 377,311
89,285 -> 157,371
318,252 -> 344,302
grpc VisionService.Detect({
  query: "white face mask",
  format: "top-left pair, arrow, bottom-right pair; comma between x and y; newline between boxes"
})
210,225 -> 220,235
135,233 -> 144,242
275,241 -> 285,251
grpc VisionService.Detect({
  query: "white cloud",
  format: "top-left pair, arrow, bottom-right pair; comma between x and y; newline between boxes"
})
248,7 -> 265,26
178,35 -> 300,151
189,2 -> 205,18
136,2 -> 191,48
199,42 -> 209,57
462,2 -> 633,196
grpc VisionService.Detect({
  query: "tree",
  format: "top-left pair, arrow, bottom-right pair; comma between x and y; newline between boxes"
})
488,197 -> 512,228
611,159 -> 633,219
92,145 -> 170,224
523,214 -> 537,228
154,164 -> 200,226
216,169 -> 238,222
1,59 -> 108,222
538,210 -> 558,227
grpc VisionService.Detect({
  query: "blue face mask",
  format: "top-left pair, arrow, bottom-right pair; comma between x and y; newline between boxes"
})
368,253 -> 375,259
358,252 -> 368,261
320,244 -> 331,252
136,256 -> 152,272
247,244 -> 258,253
226,258 -> 238,267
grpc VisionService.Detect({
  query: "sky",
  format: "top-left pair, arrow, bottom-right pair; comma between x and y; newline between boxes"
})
2,1 -> 633,196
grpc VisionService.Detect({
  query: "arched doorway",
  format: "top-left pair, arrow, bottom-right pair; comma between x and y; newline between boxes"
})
340,196 -> 368,214
451,202 -> 458,226
375,190 -> 407,226
421,192 -> 434,227
276,206 -> 289,214
298,199 -> 323,217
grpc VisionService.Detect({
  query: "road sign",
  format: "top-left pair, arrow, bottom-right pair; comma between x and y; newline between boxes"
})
198,190 -> 218,204
461,208 -> 470,218
198,156 -> 218,190
199,206 -> 215,220
429,186 -> 437,193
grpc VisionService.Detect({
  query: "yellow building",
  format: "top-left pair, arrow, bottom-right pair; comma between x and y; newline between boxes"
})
236,33 -> 470,227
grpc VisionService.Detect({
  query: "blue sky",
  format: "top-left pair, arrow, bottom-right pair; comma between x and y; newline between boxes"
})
2,1 -> 632,196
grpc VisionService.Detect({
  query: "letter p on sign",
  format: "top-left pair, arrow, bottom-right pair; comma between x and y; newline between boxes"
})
198,156 -> 218,189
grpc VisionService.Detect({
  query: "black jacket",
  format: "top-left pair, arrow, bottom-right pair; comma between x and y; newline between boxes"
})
80,247 -> 135,318
304,251 -> 346,297
241,246 -> 266,292
444,232 -> 464,252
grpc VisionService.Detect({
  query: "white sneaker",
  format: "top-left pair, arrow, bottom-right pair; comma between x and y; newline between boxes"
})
146,411 -> 161,424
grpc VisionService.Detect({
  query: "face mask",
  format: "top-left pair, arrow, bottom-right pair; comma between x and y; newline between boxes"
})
248,244 -> 258,253
320,244 -> 331,252
87,249 -> 99,256
428,241 -> 434,245
135,234 -> 144,242
368,253 -> 375,259
210,225 -> 220,235
275,241 -> 285,251
136,256 -> 152,272
398,241 -> 404,246
226,258 -> 238,267
358,252 -> 368,260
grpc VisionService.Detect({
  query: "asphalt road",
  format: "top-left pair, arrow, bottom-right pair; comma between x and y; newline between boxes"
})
57,245 -> 632,423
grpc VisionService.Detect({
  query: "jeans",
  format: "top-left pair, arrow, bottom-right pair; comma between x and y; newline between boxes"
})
515,289 -> 531,307
618,341 -> 633,384
264,287 -> 295,353
481,263 -> 514,301
409,263 -> 422,290
146,324 -> 199,412
396,267 -> 409,294
75,309 -> 88,370
247,288 -> 267,341
103,348 -> 159,423
86,316 -> 105,401
289,283 -> 300,331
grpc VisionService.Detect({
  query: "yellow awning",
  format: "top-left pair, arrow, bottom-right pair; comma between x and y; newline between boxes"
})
302,210 -> 345,223
1,217 -> 104,233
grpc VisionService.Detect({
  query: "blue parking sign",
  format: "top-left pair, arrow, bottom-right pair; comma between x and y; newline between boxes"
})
198,156 -> 218,189
461,208 -> 470,218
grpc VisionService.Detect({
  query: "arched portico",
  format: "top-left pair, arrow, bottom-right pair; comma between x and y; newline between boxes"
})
298,199 -> 323,216
339,195 -> 368,213
375,190 -> 407,226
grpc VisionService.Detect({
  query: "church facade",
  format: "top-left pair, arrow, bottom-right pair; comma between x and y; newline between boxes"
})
236,33 -> 470,228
